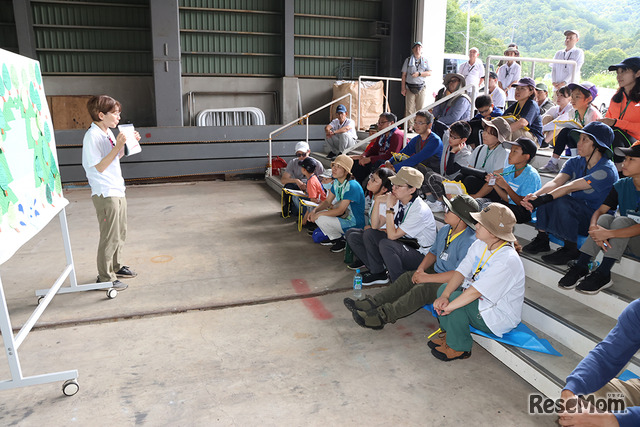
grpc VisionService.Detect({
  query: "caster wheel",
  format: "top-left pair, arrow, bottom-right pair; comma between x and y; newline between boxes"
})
37,296 -> 45,305
62,379 -> 79,396
106,288 -> 118,299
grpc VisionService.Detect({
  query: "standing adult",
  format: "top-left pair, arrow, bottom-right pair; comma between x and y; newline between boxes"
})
401,41 -> 432,132
325,104 -> 357,159
551,30 -> 585,92
82,95 -> 140,291
458,47 -> 485,90
497,46 -> 521,108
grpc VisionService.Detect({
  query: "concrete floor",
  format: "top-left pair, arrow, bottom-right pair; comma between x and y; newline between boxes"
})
0,180 -> 556,426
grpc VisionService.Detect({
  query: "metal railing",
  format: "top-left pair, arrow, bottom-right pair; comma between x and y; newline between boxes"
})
484,55 -> 578,95
356,75 -> 402,130
266,93 -> 352,177
343,84 -> 477,155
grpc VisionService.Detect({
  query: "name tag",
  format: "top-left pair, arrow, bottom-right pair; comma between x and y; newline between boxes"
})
439,252 -> 449,261
628,210 -> 640,224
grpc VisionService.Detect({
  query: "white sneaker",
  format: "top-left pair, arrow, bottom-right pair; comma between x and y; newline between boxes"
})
538,160 -> 560,173
427,200 -> 445,213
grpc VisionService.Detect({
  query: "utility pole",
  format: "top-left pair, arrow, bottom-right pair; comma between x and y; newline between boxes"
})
465,0 -> 471,54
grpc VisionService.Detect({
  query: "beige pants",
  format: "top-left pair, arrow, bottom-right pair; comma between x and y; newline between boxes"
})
591,378 -> 640,409
92,195 -> 127,282
405,87 -> 427,128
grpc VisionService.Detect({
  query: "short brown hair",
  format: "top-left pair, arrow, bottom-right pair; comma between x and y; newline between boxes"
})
86,95 -> 121,121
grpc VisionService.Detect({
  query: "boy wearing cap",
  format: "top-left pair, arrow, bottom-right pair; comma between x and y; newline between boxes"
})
502,77 -> 544,146
324,104 -> 357,158
535,83 -> 555,116
401,41 -> 432,131
310,154 -> 365,252
432,73 -> 471,126
558,142 -> 640,294
551,30 -> 584,91
346,195 -> 479,330
460,117 -> 510,195
497,46 -> 521,107
522,122 -> 619,265
487,72 -> 506,113
349,167 -> 436,285
351,112 -> 404,184
540,82 -> 601,173
281,141 -> 324,192
431,203 -> 525,361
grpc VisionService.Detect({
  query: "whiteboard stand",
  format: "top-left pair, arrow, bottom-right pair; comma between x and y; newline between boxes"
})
0,208 -> 112,395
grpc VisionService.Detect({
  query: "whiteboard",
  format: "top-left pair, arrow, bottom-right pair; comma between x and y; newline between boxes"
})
0,49 -> 68,265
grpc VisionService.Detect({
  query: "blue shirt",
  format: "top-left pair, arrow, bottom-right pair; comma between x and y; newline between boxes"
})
393,132 -> 443,172
503,164 -> 541,205
330,179 -> 366,231
560,156 -> 619,211
613,177 -> 640,217
472,107 -> 502,121
429,225 -> 476,273
565,299 -> 640,427
503,99 -> 543,144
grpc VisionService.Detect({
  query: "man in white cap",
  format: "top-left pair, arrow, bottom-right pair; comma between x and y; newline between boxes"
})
458,47 -> 485,89
551,30 -> 584,92
281,140 -> 324,192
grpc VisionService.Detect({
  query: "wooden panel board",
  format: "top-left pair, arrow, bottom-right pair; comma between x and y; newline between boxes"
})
49,95 -> 93,130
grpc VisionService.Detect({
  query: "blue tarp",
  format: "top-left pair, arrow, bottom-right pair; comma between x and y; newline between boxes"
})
423,304 -> 562,356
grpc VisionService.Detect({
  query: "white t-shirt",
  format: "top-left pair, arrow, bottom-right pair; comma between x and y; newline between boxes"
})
497,62 -> 521,101
458,59 -> 485,87
489,86 -> 506,110
544,103 -> 573,121
551,47 -> 584,85
470,143 -> 508,173
82,122 -> 125,197
392,197 -> 437,255
329,118 -> 357,140
456,239 -> 525,337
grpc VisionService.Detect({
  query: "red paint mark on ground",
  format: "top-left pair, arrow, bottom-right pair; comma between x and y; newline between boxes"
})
291,279 -> 333,320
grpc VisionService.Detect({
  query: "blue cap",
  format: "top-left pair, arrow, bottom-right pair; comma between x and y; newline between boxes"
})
336,104 -> 347,113
570,121 -> 614,154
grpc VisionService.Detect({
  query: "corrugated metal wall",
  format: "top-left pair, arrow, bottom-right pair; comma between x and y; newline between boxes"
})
0,0 -> 18,53
31,0 -> 152,75
294,0 -> 382,78
179,0 -> 283,76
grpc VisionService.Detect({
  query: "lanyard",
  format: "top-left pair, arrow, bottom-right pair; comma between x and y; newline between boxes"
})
472,242 -> 508,281
620,100 -> 632,121
512,102 -> 524,118
394,200 -> 413,226
443,146 -> 452,172
498,165 -> 527,176
574,110 -> 586,127
444,228 -> 465,251
481,145 -> 498,168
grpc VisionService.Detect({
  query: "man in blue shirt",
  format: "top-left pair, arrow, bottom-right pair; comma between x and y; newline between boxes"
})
522,122 -> 619,265
344,195 -> 479,330
386,110 -> 442,172
470,137 -> 541,223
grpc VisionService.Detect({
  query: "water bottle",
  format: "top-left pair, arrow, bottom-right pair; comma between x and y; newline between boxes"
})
353,269 -> 363,299
588,261 -> 600,272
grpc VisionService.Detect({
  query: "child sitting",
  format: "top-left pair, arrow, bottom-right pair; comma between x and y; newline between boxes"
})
345,195 -> 479,330
440,121 -> 472,180
298,157 -> 327,227
471,137 -> 542,223
540,82 -> 602,173
558,142 -> 640,294
467,95 -> 502,149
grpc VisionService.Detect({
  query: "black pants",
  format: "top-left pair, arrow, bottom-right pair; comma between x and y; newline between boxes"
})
552,128 -> 575,156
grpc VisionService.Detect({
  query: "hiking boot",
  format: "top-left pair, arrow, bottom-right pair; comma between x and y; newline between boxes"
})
431,342 -> 471,361
427,331 -> 447,349
111,280 -> 128,291
558,265 -> 589,290
330,238 -> 346,253
347,259 -> 366,270
541,246 -> 581,266
115,266 -> 137,279
343,296 -> 377,314
523,234 -> 550,254
352,308 -> 385,330
576,272 -> 613,295
539,160 -> 560,173
362,271 -> 389,286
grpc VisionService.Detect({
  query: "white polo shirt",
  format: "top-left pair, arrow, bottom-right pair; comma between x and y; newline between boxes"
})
458,59 -> 485,87
82,122 -> 125,197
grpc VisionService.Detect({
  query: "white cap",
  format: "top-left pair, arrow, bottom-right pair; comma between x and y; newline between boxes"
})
295,141 -> 310,153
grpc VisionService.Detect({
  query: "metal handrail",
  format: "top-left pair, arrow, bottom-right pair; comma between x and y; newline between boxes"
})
357,75 -> 402,130
266,93 -> 352,177
484,55 -> 578,95
343,84 -> 477,155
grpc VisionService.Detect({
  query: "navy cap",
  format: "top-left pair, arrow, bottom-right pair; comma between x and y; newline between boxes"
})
514,77 -> 536,88
336,104 -> 347,113
503,137 -> 537,160
609,57 -> 640,72
570,121 -> 614,154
